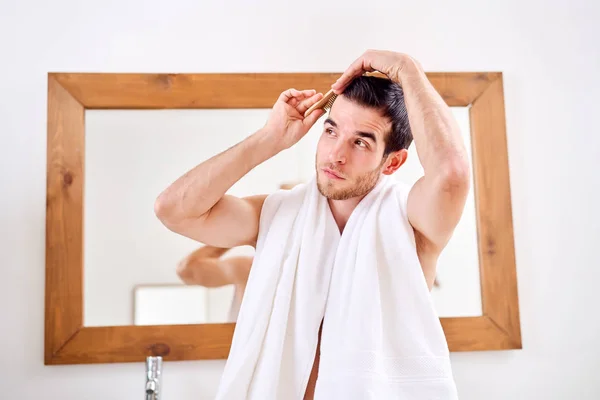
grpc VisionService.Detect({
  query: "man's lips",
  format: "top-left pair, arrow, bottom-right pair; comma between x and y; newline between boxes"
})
322,168 -> 344,179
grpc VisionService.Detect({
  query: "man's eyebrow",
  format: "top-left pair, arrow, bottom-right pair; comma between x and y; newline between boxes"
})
324,118 -> 377,143
357,131 -> 377,143
324,118 -> 337,127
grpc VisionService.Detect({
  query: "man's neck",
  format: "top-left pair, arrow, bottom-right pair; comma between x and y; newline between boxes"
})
327,196 -> 365,233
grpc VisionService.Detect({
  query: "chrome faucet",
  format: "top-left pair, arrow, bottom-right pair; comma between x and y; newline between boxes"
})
145,356 -> 162,400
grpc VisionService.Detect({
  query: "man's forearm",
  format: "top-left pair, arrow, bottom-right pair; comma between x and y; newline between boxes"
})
398,62 -> 469,178
155,127 -> 280,222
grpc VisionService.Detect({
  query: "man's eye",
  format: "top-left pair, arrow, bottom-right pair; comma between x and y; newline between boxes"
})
356,140 -> 366,147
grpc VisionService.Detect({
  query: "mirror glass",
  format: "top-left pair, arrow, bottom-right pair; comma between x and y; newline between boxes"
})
83,106 -> 480,327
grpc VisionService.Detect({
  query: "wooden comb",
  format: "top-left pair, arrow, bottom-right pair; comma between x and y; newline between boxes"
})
304,89 -> 338,118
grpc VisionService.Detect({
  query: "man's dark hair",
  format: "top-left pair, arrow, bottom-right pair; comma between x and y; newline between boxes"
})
341,76 -> 413,155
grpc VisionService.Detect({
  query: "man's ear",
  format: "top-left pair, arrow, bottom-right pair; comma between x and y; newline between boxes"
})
381,149 -> 408,175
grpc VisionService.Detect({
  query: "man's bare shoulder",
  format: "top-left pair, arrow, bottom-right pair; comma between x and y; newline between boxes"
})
247,184 -> 305,216
243,194 -> 268,221
244,194 -> 268,209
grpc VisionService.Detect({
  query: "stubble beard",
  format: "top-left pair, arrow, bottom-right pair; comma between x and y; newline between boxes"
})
315,161 -> 383,201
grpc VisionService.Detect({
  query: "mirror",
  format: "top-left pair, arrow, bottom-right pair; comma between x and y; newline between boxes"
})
45,72 -> 520,365
82,106 -> 481,328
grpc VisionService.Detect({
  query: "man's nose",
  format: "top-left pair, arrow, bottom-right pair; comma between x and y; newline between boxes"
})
328,142 -> 347,164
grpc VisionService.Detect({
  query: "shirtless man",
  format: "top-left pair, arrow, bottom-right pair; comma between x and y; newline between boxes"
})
155,50 -> 470,398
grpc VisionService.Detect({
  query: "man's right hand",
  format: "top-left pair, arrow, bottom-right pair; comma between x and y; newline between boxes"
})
263,88 -> 326,151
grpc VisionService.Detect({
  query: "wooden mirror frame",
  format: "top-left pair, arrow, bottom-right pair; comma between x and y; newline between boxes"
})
45,71 -> 521,365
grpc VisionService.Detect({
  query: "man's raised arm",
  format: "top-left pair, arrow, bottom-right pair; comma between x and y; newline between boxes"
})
154,88 -> 325,248
332,50 -> 471,283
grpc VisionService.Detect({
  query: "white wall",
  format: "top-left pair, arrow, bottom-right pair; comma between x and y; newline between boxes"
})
1,0 -> 599,399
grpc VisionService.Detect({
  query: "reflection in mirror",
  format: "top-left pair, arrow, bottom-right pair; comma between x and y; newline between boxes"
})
83,107 -> 480,327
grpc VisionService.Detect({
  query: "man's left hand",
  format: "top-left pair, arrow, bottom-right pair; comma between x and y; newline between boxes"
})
331,50 -> 423,94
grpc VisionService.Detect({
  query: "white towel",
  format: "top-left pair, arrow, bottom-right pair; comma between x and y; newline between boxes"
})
215,174 -> 459,399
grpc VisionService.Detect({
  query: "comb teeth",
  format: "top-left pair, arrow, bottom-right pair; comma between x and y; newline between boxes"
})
303,90 -> 338,118
323,94 -> 337,111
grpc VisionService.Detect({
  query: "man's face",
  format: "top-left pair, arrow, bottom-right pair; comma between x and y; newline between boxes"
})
315,95 -> 405,200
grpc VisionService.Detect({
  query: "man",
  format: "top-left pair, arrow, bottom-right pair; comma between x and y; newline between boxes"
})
176,245 -> 253,322
155,50 -> 470,398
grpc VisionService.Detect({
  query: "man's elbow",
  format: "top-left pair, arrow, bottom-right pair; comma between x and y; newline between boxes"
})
154,191 -> 182,227
154,191 -> 169,217
154,191 -> 210,232
176,259 -> 194,283
439,157 -> 471,194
